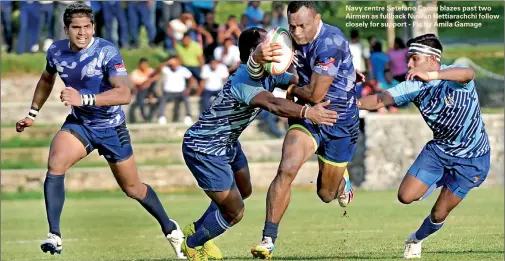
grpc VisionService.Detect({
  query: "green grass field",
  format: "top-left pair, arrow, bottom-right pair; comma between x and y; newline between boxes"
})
2,188 -> 503,261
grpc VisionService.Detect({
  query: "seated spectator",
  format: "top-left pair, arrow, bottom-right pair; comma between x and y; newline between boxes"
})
146,56 -> 196,125
239,14 -> 249,31
199,12 -> 219,63
244,1 -> 263,28
213,38 -> 241,74
166,12 -> 201,51
217,15 -> 241,45
129,58 -> 157,123
175,33 -> 205,82
271,3 -> 288,29
197,57 -> 229,113
262,11 -> 273,31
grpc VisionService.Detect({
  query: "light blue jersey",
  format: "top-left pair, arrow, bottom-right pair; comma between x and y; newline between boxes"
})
46,37 -> 128,128
184,65 -> 292,156
387,64 -> 490,158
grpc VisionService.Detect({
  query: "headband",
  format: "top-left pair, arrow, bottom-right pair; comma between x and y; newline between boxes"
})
408,43 -> 442,62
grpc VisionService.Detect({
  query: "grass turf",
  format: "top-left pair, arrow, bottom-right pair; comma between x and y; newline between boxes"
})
1,188 -> 503,261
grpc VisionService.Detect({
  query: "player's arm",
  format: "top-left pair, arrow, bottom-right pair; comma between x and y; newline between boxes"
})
31,69 -> 57,111
96,75 -> 132,106
358,80 -> 423,110
408,67 -> 475,84
289,73 -> 333,103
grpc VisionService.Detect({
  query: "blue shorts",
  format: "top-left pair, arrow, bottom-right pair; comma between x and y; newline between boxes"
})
408,142 -> 490,199
182,141 -> 248,191
60,115 -> 133,163
288,115 -> 359,167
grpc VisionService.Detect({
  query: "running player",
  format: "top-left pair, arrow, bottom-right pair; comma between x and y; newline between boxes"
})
15,3 -> 186,259
180,27 -> 339,261
247,2 -> 361,258
357,34 -> 490,259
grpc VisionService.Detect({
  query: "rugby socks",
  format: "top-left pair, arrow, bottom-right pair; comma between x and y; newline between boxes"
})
263,221 -> 279,243
187,210 -> 231,248
44,173 -> 66,237
138,184 -> 176,236
418,183 -> 437,201
414,216 -> 445,241
194,201 -> 219,230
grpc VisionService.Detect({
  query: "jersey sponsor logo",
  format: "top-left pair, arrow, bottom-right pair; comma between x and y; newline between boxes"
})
114,63 -> 127,72
314,57 -> 335,71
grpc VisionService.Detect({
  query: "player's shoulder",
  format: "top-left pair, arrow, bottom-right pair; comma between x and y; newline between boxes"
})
46,39 -> 70,56
315,23 -> 349,49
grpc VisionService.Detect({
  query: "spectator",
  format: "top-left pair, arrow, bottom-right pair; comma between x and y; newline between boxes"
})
197,57 -> 229,113
148,56 -> 196,125
217,15 -> 241,45
262,11 -> 274,31
102,1 -> 129,49
54,1 -> 82,41
271,3 -> 288,29
239,14 -> 249,31
199,12 -> 219,63
244,1 -> 264,28
0,1 -> 13,53
387,37 -> 409,82
369,42 -> 390,89
213,38 -> 241,74
166,12 -> 200,51
17,1 -> 41,54
161,1 -> 183,40
175,33 -> 205,82
129,58 -> 157,123
128,1 -> 157,48
38,1 -> 55,52
348,29 -> 368,75
186,1 -> 216,25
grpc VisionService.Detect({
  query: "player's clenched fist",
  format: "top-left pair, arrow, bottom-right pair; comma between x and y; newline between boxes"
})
251,43 -> 283,64
60,87 -> 81,106
16,118 -> 34,133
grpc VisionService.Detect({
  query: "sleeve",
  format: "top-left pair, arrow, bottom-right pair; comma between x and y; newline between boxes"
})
213,47 -> 222,61
45,48 -> 57,75
181,67 -> 193,79
272,72 -> 293,88
103,45 -> 128,77
386,80 -> 425,105
220,65 -> 229,78
230,82 -> 267,105
200,65 -> 210,79
311,35 -> 344,77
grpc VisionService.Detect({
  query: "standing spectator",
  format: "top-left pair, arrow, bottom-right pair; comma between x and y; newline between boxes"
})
271,3 -> 288,29
387,37 -> 409,82
0,1 -> 13,53
17,1 -> 41,54
175,33 -> 205,82
217,15 -> 241,45
166,13 -> 200,51
128,1 -> 157,48
38,1 -> 55,52
239,14 -> 249,31
129,58 -> 157,123
244,1 -> 264,28
147,56 -> 196,125
348,29 -> 369,98
53,1 -> 80,41
199,12 -> 219,63
369,42 -> 390,88
213,38 -> 241,74
102,1 -> 129,49
197,57 -> 229,113
262,11 -> 274,31
161,1 -> 183,41
186,1 -> 215,25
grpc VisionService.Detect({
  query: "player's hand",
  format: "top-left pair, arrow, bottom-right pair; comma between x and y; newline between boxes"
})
407,69 -> 431,82
286,84 -> 295,101
251,43 -> 282,64
355,70 -> 366,83
60,87 -> 81,106
306,100 -> 338,126
16,118 -> 34,133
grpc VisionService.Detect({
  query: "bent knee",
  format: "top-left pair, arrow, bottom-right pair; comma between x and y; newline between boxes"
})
47,156 -> 73,174
317,190 -> 336,203
222,204 -> 245,225
240,186 -> 252,200
397,192 -> 418,205
277,162 -> 301,181
122,184 -> 145,200
430,208 -> 448,223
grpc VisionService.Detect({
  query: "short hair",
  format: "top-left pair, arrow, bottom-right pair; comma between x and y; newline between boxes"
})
183,32 -> 192,39
372,41 -> 382,53
394,37 -> 406,49
139,57 -> 148,64
287,1 -> 318,14
350,29 -> 359,39
406,34 -> 443,52
228,15 -> 236,21
238,27 -> 267,63
63,3 -> 94,27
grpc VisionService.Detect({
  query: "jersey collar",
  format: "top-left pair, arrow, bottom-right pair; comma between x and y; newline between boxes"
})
311,20 -> 323,43
68,37 -> 95,52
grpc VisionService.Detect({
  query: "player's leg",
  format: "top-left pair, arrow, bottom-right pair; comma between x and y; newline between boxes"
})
316,160 -> 349,203
252,125 -> 317,259
41,119 -> 92,255
403,152 -> 490,259
101,123 -> 185,259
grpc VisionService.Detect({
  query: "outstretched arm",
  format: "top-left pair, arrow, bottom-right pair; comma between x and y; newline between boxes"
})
357,92 -> 395,111
408,67 -> 475,84
358,80 -> 423,111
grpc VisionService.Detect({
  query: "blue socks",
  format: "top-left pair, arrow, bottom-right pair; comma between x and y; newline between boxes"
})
414,216 -> 444,241
138,184 -> 176,236
44,173 -> 66,237
187,210 -> 231,248
263,221 -> 279,243
194,202 -> 219,230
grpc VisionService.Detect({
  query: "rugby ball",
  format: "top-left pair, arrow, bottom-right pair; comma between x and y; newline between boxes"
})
263,27 -> 294,75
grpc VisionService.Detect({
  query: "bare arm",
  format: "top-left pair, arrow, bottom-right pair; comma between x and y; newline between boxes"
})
357,92 -> 396,111
95,76 -> 132,106
31,70 -> 57,110
290,73 -> 333,103
433,68 -> 475,84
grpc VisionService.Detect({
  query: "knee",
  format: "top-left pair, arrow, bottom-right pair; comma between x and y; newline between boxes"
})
222,204 -> 245,225
240,186 -> 252,200
47,156 -> 71,175
430,207 -> 448,223
122,183 -> 144,200
397,190 -> 418,205
317,189 -> 336,204
277,163 -> 301,182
